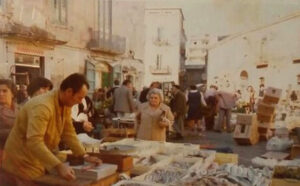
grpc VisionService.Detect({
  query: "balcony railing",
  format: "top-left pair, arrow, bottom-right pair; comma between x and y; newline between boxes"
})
150,65 -> 171,74
88,31 -> 126,55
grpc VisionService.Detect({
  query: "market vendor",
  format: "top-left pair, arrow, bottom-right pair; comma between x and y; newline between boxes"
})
136,88 -> 174,141
2,73 -> 102,181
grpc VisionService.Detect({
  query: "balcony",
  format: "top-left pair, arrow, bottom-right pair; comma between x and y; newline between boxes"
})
150,65 -> 171,74
88,31 -> 126,55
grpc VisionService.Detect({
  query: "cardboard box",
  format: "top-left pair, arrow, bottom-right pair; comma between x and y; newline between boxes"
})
214,152 -> 238,165
257,102 -> 276,116
263,87 -> 282,104
236,114 -> 257,125
257,113 -> 275,123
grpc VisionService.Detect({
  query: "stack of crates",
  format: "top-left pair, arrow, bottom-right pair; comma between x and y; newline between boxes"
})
233,113 -> 259,145
257,87 -> 282,141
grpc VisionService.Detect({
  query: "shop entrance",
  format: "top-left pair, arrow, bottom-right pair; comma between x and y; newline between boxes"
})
13,53 -> 45,86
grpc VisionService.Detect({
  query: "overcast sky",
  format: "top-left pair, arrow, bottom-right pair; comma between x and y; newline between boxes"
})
145,0 -> 300,37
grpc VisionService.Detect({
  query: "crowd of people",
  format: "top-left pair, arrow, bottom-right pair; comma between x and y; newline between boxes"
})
0,73 -> 299,184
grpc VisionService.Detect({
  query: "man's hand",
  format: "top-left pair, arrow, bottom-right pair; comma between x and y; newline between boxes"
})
84,155 -> 103,166
55,163 -> 76,181
83,121 -> 94,132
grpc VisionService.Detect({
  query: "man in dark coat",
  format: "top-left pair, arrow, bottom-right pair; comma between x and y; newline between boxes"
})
170,84 -> 187,138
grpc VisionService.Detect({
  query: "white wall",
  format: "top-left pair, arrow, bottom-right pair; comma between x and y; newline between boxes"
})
207,16 -> 300,97
143,9 -> 183,86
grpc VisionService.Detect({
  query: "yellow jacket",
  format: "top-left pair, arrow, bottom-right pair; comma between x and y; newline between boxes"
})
2,90 -> 85,180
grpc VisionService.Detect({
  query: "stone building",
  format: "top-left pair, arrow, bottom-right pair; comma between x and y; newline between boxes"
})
0,0 -> 126,93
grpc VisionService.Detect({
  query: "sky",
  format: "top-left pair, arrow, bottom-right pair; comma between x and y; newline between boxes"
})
145,0 -> 300,37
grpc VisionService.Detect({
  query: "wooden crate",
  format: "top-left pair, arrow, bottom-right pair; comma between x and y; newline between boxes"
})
259,130 -> 272,141
258,122 -> 275,128
214,153 -> 238,165
89,153 -> 133,172
263,87 -> 282,104
35,172 -> 119,186
234,122 -> 259,145
258,122 -> 274,133
290,144 -> 300,159
257,102 -> 276,116
102,128 -> 136,138
257,113 -> 275,123
236,113 -> 257,125
290,135 -> 300,159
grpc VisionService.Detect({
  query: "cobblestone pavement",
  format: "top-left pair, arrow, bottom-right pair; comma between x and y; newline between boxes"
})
168,131 -> 267,166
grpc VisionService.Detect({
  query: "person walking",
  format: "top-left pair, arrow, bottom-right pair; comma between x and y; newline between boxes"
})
113,80 -> 135,117
186,85 -> 203,135
170,84 -> 187,139
214,90 -> 239,133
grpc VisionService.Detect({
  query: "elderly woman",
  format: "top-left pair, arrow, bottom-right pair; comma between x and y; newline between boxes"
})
136,88 -> 174,141
0,79 -> 17,148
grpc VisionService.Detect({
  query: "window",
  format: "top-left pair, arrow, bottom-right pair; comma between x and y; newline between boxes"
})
156,54 -> 162,69
52,0 -> 68,25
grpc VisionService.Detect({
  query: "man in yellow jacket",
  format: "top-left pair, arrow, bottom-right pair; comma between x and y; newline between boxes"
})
2,73 -> 101,181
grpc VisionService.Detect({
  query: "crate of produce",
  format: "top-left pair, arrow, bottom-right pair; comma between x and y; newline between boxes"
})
257,113 -> 275,123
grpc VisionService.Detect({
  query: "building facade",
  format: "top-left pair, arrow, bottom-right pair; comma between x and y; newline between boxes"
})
0,0 -> 126,94
207,13 -> 300,98
143,8 -> 186,87
183,35 -> 218,89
